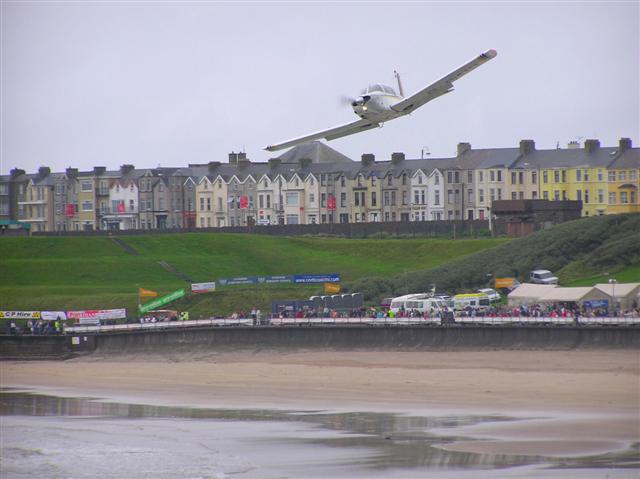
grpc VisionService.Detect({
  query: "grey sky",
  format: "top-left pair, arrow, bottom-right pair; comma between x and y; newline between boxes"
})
1,1 -> 638,174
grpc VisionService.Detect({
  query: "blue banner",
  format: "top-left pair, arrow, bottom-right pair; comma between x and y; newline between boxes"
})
218,277 -> 258,286
294,273 -> 341,284
257,275 -> 294,284
584,299 -> 609,309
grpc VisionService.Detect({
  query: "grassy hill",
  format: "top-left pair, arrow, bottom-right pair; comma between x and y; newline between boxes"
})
346,213 -> 640,301
0,234 -> 508,317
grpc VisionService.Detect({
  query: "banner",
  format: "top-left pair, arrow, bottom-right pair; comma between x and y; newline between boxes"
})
191,282 -> 216,294
495,277 -> 517,289
240,196 -> 249,209
67,309 -> 127,320
139,288 -> 159,298
41,311 -> 67,321
0,311 -> 41,320
324,283 -> 341,294
218,277 -> 258,286
584,299 -> 609,309
65,203 -> 75,218
257,275 -> 293,284
294,273 -> 341,284
117,201 -> 125,214
327,195 -> 337,211
139,289 -> 185,314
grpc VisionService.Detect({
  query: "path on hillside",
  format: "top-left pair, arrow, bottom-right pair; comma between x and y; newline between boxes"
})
110,237 -> 139,255
157,260 -> 193,283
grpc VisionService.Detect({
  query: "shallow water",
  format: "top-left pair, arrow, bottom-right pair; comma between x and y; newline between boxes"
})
1,390 -> 637,478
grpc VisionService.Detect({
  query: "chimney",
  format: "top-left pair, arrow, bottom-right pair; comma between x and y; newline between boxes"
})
298,157 -> 312,168
66,167 -> 78,178
457,142 -> 471,156
519,139 -> 535,155
584,139 -> 600,153
228,152 -> 239,164
237,152 -> 247,161
567,140 -> 580,149
268,158 -> 281,169
10,168 -> 25,179
93,166 -> 106,175
38,166 -> 51,178
619,137 -> 632,151
208,161 -> 221,173
361,153 -> 375,166
120,164 -> 134,175
391,152 -> 405,164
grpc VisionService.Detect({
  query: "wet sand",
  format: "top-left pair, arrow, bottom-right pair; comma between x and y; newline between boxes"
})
2,350 -> 639,457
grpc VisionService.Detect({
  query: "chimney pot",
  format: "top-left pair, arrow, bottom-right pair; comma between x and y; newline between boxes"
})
228,152 -> 238,164
457,143 -> 472,156
584,139 -> 600,153
361,153 -> 375,165
519,139 -> 535,155
619,137 -> 632,151
391,152 -> 405,164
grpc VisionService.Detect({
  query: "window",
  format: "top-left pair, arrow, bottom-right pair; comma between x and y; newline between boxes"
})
402,191 -> 408,205
561,170 -> 566,183
321,193 -> 326,207
479,171 -> 484,182
200,217 -> 205,227
355,192 -> 360,206
129,200 -> 135,211
554,190 -> 560,200
497,188 -> 502,200
511,172 -> 516,184
496,171 -> 502,182
387,175 -> 392,186
434,191 -> 440,205
360,191 -> 366,207
519,172 -> 524,184
467,189 -> 473,203
371,191 -> 377,206
309,193 -> 315,203
414,191 -> 420,204
598,170 -> 603,181
532,191 -> 538,199
81,181 -> 93,192
217,197 -> 222,210
340,192 -> 346,207
82,200 -> 93,211
490,188 -> 495,201
421,190 -> 426,204
543,170 -> 548,183
259,195 -> 264,208
158,183 -> 164,192
391,191 -> 396,206
532,171 -> 537,184
543,191 -> 549,200
511,192 -> 517,200
320,174 -> 327,186
490,171 -> 495,182
584,170 -> 589,181
608,171 -> 616,181
383,191 -> 389,206
631,191 -> 636,204
609,192 -> 616,204
447,189 -> 454,203
598,189 -> 604,203
576,190 -> 582,201
417,174 -> 423,185
620,192 -> 628,204
286,214 -> 299,225
619,171 -> 626,181
630,170 -> 637,180
340,176 -> 345,187
200,197 -> 205,210
266,195 -> 271,208
584,190 -> 589,204
286,192 -> 298,205
478,189 -> 484,203
467,171 -> 473,183
434,173 -> 439,185
554,171 -> 560,183
576,170 -> 582,181
402,173 -> 407,186
207,198 -> 211,211
159,198 -> 164,210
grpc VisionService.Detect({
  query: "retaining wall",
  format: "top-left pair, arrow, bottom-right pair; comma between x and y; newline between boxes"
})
2,326 -> 638,360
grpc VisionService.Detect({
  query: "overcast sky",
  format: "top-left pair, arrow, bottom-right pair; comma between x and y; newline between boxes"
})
1,1 -> 638,175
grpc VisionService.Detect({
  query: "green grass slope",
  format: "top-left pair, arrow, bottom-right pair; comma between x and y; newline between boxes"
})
0,234 -> 508,317
347,213 -> 640,301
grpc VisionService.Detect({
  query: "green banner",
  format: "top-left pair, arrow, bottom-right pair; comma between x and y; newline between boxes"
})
139,288 -> 186,314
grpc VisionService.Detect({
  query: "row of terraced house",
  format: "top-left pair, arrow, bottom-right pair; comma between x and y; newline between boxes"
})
1,138 -> 638,233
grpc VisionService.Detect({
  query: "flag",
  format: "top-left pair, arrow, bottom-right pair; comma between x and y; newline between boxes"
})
65,203 -> 75,217
240,196 -> 249,209
324,283 -> 341,294
117,201 -> 125,214
139,288 -> 159,298
327,195 -> 337,210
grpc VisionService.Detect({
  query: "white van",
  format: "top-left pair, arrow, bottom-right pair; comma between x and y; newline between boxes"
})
530,269 -> 559,285
389,294 -> 448,314
452,293 -> 491,312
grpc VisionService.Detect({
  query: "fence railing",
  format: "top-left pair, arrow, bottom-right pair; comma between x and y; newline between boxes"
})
63,316 -> 640,334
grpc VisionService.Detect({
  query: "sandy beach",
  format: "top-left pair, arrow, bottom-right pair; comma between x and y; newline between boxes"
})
2,349 -> 639,457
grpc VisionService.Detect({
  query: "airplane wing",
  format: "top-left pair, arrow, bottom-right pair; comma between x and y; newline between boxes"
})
391,49 -> 497,115
265,118 -> 380,152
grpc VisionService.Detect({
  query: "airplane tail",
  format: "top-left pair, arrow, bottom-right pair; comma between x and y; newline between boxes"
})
394,71 -> 405,97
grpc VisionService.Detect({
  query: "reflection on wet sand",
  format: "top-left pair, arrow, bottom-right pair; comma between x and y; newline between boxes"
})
1,389 -> 637,476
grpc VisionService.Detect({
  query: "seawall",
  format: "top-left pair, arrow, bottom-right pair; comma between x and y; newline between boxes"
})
2,326 -> 638,359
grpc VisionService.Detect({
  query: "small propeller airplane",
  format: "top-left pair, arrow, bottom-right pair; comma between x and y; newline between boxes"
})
265,49 -> 497,152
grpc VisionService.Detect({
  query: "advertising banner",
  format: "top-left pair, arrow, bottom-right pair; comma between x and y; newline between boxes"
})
294,273 -> 341,284
0,311 -> 41,320
139,288 -> 159,297
41,311 -> 67,321
218,277 -> 258,286
495,277 -> 517,289
67,309 -> 127,320
584,299 -> 609,309
139,289 -> 185,314
257,275 -> 294,284
191,282 -> 216,294
324,283 -> 342,294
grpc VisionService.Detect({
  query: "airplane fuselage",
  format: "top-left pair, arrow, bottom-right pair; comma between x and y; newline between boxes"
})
352,92 -> 405,123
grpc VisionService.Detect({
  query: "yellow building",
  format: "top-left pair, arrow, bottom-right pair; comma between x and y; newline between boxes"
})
607,139 -> 639,214
18,169 -> 56,232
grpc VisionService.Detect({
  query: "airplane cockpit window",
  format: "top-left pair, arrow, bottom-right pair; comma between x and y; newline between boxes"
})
363,84 -> 397,95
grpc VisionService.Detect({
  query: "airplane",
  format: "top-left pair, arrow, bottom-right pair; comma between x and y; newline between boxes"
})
265,49 -> 497,152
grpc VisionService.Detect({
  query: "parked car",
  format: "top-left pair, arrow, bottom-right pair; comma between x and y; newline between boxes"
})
530,269 -> 559,285
477,288 -> 501,302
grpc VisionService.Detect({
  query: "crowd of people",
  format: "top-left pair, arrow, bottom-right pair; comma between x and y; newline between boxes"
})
6,318 -> 64,335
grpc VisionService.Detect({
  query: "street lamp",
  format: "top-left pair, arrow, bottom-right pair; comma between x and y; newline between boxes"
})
608,278 -> 618,316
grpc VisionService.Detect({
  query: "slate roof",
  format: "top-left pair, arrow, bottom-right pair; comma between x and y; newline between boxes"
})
277,141 -> 354,164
